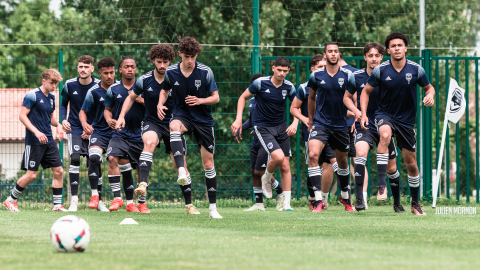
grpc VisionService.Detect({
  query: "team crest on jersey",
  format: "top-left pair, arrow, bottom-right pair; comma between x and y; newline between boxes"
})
338,78 -> 344,87
90,138 -> 97,143
30,161 -> 35,167
406,73 -> 412,84
74,145 -> 80,151
267,142 -> 273,149
195,80 -> 201,90
282,90 -> 287,99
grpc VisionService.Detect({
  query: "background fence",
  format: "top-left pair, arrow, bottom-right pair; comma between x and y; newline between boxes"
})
0,50 -> 479,208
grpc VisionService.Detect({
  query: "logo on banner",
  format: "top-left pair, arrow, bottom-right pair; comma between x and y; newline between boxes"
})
450,88 -> 463,113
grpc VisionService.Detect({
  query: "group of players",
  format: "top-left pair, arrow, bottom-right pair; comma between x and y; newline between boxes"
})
4,31 -> 434,217
232,31 -> 435,215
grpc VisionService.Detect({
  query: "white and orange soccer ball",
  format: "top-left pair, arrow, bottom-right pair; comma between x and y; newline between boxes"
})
50,215 -> 91,252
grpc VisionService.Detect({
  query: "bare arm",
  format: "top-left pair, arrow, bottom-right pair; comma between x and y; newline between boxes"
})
343,91 -> 360,121
307,89 -> 316,132
422,84 -> 435,107
104,106 -> 118,130
286,116 -> 299,136
51,113 -> 64,141
359,83 -> 375,129
290,97 -> 308,126
116,91 -> 139,129
157,89 -> 170,120
19,106 -> 48,144
79,110 -> 94,135
185,91 -> 220,106
231,89 -> 254,137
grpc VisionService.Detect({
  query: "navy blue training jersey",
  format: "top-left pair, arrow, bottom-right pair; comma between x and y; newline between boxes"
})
81,82 -> 115,139
351,68 -> 380,132
104,81 -> 145,143
61,77 -> 100,137
23,88 -> 55,146
296,82 -> 310,142
367,60 -> 430,129
342,65 -> 359,127
163,62 -> 217,127
248,76 -> 296,127
307,67 -> 356,130
247,97 -> 261,148
134,70 -> 175,125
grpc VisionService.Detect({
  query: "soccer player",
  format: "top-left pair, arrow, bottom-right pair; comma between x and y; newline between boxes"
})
360,32 -> 435,215
4,69 -> 66,212
116,44 -> 199,214
232,57 -> 298,211
61,55 -> 100,211
306,43 -> 356,212
79,57 -> 117,212
234,73 -> 285,212
104,56 -> 146,213
157,37 -> 223,218
344,42 -> 403,212
290,54 -> 338,211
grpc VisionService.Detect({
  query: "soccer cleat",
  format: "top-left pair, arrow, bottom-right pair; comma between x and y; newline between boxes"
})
244,204 -> 265,211
126,203 -> 140,212
312,200 -> 323,213
97,201 -> 110,212
177,167 -> 188,186
4,199 -> 19,212
52,205 -> 68,212
278,207 -> 294,211
138,203 -> 150,213
186,204 -> 201,214
135,182 -> 147,196
393,204 -> 406,213
108,198 -> 125,211
209,209 -> 223,219
88,195 -> 100,209
68,197 -> 78,212
275,194 -> 284,210
338,196 -> 355,211
322,200 -> 328,210
377,185 -> 388,201
355,198 -> 366,211
308,199 -> 315,211
261,173 -> 272,199
411,202 -> 426,216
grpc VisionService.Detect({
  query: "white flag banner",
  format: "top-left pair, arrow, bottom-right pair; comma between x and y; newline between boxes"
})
446,78 -> 466,124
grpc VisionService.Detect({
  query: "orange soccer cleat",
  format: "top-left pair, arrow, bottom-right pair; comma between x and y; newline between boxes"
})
52,205 -> 68,212
4,199 -> 19,212
338,196 -> 355,212
88,195 -> 100,209
126,203 -> 140,212
138,204 -> 150,213
109,198 -> 125,211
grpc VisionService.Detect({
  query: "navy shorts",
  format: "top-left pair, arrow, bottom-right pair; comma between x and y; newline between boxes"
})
171,115 -> 215,154
254,122 -> 291,157
308,127 -> 350,152
354,129 -> 397,159
107,137 -> 143,167
89,136 -> 111,153
304,141 -> 335,166
67,133 -> 89,157
250,146 -> 269,171
142,120 -> 187,154
376,116 -> 416,152
21,142 -> 63,171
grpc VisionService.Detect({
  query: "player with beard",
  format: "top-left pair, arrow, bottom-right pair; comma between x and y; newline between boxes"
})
360,32 -> 435,215
306,43 -> 356,212
344,42 -> 403,212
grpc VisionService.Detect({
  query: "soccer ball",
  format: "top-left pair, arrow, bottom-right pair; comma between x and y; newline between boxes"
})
50,215 -> 91,252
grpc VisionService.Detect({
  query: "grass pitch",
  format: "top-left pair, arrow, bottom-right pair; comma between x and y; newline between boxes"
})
1,204 -> 480,270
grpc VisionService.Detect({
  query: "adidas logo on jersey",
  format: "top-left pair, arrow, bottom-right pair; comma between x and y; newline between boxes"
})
355,172 -> 361,177
360,84 -> 365,88
127,185 -> 134,190
117,94 -> 122,98
40,99 -> 44,103
89,172 -> 97,177
208,187 -> 216,192
174,81 -> 180,86
320,80 -> 326,84
386,76 -> 392,81
174,151 -> 182,156
99,97 -> 104,101
261,164 -> 266,167
73,91 -> 78,95
265,89 -> 270,93
147,87 -> 153,92
139,162 -> 147,166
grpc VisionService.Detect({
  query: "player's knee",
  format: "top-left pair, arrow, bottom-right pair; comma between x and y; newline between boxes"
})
107,156 -> 118,166
380,132 -> 391,143
203,161 -> 214,171
53,167 -> 63,177
89,154 -> 102,165
253,170 -> 263,178
26,171 -> 39,180
144,139 -> 156,148
169,121 -> 181,132
356,149 -> 368,158
71,153 -> 81,166
404,159 -> 417,171
279,161 -> 290,172
387,163 -> 397,174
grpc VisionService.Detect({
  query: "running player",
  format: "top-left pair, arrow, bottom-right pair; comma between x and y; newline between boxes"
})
104,56 -> 146,212
360,32 -> 435,215
61,55 -> 100,211
307,43 -> 356,212
290,54 -> 337,211
234,73 -> 285,212
79,57 -> 117,212
116,44 -> 199,214
4,69 -> 66,212
344,42 -> 403,212
232,57 -> 298,211
158,37 -> 223,218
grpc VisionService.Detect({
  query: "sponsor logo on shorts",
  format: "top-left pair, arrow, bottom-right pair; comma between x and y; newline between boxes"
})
29,161 -> 35,167
107,147 -> 112,155
267,142 -> 273,149
338,78 -> 344,87
143,125 -> 149,131
90,138 -> 97,143
74,145 -> 80,151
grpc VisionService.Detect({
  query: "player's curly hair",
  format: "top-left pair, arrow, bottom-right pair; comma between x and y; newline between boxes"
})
250,73 -> 264,84
384,32 -> 408,48
178,36 -> 202,56
273,57 -> 290,68
97,58 -> 116,70
324,42 -> 338,53
77,55 -> 94,65
42,69 -> 63,83
119,55 -> 137,68
309,54 -> 324,67
149,44 -> 175,62
364,42 -> 385,55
